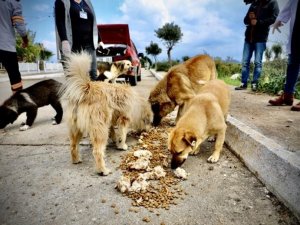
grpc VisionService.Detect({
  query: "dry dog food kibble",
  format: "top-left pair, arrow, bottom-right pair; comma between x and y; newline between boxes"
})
117,119 -> 187,210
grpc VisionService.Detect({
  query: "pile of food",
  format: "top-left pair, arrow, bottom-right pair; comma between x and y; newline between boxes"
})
117,119 -> 189,209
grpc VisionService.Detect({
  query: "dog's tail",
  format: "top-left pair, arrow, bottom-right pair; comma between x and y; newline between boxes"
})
60,51 -> 93,104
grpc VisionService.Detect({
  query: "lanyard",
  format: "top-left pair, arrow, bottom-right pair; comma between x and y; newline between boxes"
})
74,0 -> 85,12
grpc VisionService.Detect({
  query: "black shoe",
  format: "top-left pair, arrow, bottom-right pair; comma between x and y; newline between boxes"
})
251,83 -> 257,91
235,83 -> 247,90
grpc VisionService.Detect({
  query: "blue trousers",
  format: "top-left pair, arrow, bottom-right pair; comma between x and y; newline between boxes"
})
241,41 -> 266,85
284,54 -> 300,94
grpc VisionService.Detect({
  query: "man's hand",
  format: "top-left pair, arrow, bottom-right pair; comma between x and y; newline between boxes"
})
249,12 -> 256,19
272,20 -> 283,34
22,35 -> 28,48
62,40 -> 71,56
250,19 -> 257,26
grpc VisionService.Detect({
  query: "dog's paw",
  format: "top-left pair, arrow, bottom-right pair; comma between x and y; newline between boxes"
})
190,150 -> 199,156
169,121 -> 176,126
98,168 -> 111,176
72,159 -> 82,164
52,120 -> 58,125
207,153 -> 220,163
207,136 -> 216,142
19,124 -> 30,131
117,143 -> 128,151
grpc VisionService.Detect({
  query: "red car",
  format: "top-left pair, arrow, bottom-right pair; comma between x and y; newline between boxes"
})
97,24 -> 142,86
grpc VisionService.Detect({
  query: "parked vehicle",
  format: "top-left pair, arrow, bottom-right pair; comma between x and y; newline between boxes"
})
97,24 -> 142,86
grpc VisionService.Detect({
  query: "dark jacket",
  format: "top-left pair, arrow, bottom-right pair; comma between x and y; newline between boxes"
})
244,0 -> 279,43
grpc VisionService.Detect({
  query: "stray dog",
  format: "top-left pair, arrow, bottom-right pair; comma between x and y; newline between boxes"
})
0,79 -> 63,131
149,54 -> 217,126
110,95 -> 153,150
168,79 -> 231,169
61,51 -> 152,175
97,60 -> 132,83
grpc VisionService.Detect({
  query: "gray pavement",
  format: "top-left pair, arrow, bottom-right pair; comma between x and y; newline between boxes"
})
0,69 -> 299,224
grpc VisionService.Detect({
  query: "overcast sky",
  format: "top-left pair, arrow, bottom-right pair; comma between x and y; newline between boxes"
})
23,0 -> 289,62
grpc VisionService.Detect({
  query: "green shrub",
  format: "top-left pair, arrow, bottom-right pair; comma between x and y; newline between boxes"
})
259,68 -> 286,94
259,59 -> 286,94
215,59 -> 241,78
156,60 -> 179,71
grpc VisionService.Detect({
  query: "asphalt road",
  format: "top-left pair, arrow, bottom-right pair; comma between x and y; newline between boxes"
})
0,69 -> 299,225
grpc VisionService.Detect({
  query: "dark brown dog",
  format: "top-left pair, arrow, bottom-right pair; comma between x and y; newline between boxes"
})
0,79 -> 63,131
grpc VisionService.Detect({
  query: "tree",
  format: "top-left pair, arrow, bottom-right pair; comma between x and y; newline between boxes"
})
265,47 -> 272,62
271,44 -> 283,60
182,56 -> 190,61
16,30 -> 54,62
155,22 -> 183,66
145,41 -> 162,69
39,44 -> 54,61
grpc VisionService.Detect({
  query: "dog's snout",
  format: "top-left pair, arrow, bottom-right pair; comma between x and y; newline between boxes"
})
152,115 -> 162,127
171,155 -> 186,169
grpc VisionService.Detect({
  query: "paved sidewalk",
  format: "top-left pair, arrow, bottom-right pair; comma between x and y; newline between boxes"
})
0,69 -> 299,222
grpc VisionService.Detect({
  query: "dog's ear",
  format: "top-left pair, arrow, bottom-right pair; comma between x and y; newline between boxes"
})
183,131 -> 197,147
120,62 -> 125,70
112,62 -> 118,68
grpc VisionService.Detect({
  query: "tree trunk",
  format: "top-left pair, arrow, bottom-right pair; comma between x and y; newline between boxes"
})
167,48 -> 172,67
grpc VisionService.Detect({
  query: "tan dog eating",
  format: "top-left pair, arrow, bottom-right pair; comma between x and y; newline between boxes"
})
168,79 -> 231,169
149,54 -> 217,126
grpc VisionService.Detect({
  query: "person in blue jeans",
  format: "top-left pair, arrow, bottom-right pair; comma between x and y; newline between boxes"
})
268,0 -> 300,111
235,0 -> 279,91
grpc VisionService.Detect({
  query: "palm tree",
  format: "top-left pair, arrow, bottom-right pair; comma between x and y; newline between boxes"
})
265,47 -> 272,62
145,41 -> 162,69
271,44 -> 282,60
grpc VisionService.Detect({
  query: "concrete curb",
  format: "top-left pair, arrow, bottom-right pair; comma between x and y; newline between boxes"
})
226,116 -> 300,219
149,69 -> 300,220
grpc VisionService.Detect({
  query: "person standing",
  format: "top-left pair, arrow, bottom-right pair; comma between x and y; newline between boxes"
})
268,0 -> 300,111
54,0 -> 98,81
0,0 -> 28,93
235,0 -> 279,91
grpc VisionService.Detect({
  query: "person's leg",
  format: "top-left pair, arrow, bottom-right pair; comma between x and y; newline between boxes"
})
284,55 -> 300,94
268,54 -> 299,106
0,50 -> 23,93
252,42 -> 266,90
84,46 -> 97,81
236,41 -> 253,90
287,54 -> 300,111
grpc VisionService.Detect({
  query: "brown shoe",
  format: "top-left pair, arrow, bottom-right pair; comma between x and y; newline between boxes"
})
268,93 -> 294,106
291,102 -> 300,111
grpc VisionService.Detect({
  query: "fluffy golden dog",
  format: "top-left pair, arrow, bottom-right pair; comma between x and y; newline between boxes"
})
97,60 -> 132,83
149,54 -> 217,126
168,79 -> 231,169
110,95 -> 153,150
61,52 -> 151,175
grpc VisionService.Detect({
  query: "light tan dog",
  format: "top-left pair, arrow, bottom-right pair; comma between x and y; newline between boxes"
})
61,52 -> 151,175
110,95 -> 153,150
148,54 -> 217,126
97,60 -> 132,83
168,79 -> 231,169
